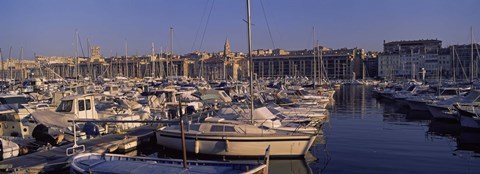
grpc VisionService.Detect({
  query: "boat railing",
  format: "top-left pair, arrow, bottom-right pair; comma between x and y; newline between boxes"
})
66,120 -> 85,156
66,119 -> 177,156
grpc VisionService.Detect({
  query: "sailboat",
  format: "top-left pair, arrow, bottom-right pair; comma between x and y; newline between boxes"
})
156,0 -> 317,157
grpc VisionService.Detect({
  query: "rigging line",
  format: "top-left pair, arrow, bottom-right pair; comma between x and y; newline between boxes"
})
198,0 -> 215,51
77,33 -> 86,58
455,48 -> 468,80
191,0 -> 211,52
260,0 -> 276,49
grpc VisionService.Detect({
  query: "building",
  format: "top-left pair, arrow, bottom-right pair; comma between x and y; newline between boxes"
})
378,39 -> 451,80
364,51 -> 379,78
252,48 -> 365,80
192,38 -> 247,81
450,44 -> 480,80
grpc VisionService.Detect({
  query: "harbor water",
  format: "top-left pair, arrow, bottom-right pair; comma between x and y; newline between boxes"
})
138,85 -> 480,173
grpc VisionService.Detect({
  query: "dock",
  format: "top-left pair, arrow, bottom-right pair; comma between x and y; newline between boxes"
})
0,125 -> 157,173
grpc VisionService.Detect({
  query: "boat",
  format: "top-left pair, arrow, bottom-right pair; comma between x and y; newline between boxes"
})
70,151 -> 269,174
156,122 -> 316,157
454,104 -> 480,129
404,87 -> 460,111
427,90 -> 480,121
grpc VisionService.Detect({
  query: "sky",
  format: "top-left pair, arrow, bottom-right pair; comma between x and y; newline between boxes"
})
0,0 -> 479,58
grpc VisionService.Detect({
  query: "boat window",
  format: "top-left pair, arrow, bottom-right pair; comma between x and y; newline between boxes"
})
210,125 -> 224,132
224,126 -> 235,132
0,114 -> 18,121
406,85 -> 415,91
56,100 -> 73,112
300,90 -> 310,95
85,99 -> 91,110
210,125 -> 236,132
0,97 -> 29,105
441,90 -> 457,96
220,92 -> 229,98
278,98 -> 293,104
189,124 -> 200,131
78,100 -> 85,111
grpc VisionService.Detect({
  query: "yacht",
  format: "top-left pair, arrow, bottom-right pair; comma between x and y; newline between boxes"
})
156,122 -> 317,157
454,104 -> 480,129
405,87 -> 461,111
427,90 -> 480,121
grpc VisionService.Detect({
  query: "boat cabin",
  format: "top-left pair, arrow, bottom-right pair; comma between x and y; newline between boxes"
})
56,94 -> 98,119
22,78 -> 44,93
0,110 -> 35,138
104,84 -> 120,96
0,94 -> 33,119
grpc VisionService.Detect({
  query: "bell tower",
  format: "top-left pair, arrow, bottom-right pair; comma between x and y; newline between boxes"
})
224,37 -> 231,57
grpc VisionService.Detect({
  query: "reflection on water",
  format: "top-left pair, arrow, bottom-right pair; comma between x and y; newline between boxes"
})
323,85 -> 480,173
379,90 -> 480,156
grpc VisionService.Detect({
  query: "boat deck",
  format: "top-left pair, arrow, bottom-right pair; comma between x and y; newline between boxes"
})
0,125 -> 157,173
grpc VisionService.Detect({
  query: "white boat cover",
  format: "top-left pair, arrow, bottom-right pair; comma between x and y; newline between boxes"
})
30,110 -> 74,128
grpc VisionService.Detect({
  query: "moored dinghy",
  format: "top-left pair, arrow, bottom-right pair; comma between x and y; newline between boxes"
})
70,149 -> 270,174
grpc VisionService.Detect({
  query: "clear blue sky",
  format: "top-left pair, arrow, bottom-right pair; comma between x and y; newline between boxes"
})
1,0 -> 479,58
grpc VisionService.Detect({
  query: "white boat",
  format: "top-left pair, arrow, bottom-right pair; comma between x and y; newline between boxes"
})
156,122 -> 316,157
405,88 -> 461,111
427,90 -> 480,121
70,151 -> 269,174
454,104 -> 480,129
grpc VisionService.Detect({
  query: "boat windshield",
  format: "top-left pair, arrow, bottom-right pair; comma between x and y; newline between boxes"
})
461,91 -> 480,103
56,100 -> 73,112
406,85 -> 415,91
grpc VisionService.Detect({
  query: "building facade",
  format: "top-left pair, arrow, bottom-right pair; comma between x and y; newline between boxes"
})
252,48 -> 365,80
378,39 -> 452,80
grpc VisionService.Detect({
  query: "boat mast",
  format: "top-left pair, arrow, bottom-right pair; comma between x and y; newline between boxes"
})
247,0 -> 254,124
152,42 -> 155,78
75,31 -> 79,82
453,46 -> 456,83
168,27 -> 174,78
319,40 -> 323,86
20,47 -> 24,81
8,46 -> 12,81
0,48 -> 4,92
125,40 -> 128,78
178,95 -> 188,169
312,26 -> 316,89
471,26 -> 474,83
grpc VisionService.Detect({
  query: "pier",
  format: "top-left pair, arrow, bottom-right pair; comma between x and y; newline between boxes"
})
0,125 -> 157,173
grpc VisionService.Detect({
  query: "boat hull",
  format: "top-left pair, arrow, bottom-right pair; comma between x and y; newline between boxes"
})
156,131 -> 316,157
427,104 -> 458,121
456,106 -> 480,129
460,115 -> 480,129
406,100 -> 429,111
